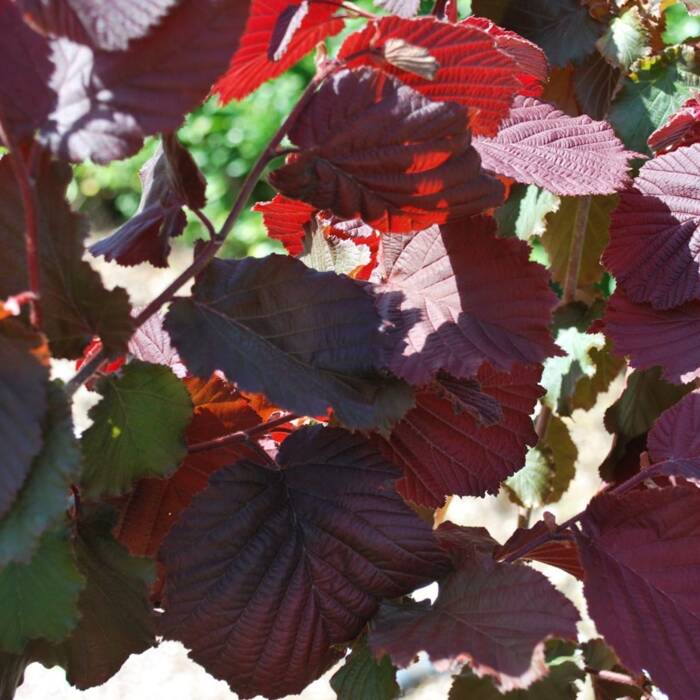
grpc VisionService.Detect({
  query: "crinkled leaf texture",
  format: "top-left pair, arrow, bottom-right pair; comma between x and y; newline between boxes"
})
604,143 -> 700,310
269,67 -> 504,234
369,553 -> 579,691
0,382 -> 81,566
80,360 -> 193,499
253,194 -> 315,255
378,364 -> 543,507
576,486 -> 700,700
330,635 -> 399,700
374,0 -> 419,17
0,320 -> 48,520
165,255 -> 412,431
25,0 -> 250,162
214,0 -> 343,102
338,16 -> 545,136
0,155 -> 133,358
648,96 -> 700,155
473,97 -> 635,196
160,426 -> 450,699
17,0 -> 177,50
604,290 -> 700,384
127,310 -> 186,378
377,220 -> 559,384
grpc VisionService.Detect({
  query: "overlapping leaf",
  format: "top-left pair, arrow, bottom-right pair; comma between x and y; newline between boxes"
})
31,0 -> 250,162
369,553 -> 579,690
160,426 -> 449,699
0,156 -> 133,358
378,364 -> 542,507
595,8 -> 648,71
253,194 -> 315,255
473,97 -> 635,196
604,144 -> 700,310
648,95 -> 700,154
338,16 -> 546,136
576,486 -> 700,700
269,68 -> 504,233
214,0 -> 343,103
377,220 -> 559,385
0,319 -> 48,520
127,311 -> 186,377
17,0 -> 177,50
0,382 -> 81,566
330,636 -> 399,700
80,360 -> 193,499
165,255 -> 412,431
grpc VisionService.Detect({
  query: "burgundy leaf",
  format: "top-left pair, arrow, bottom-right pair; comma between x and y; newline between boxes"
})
434,522 -> 499,566
253,194 -> 315,256
379,363 -> 543,507
17,0 -> 177,51
160,426 -> 449,699
90,136 -> 206,268
127,311 -> 186,378
375,0 -> 420,16
269,68 -> 504,234
36,0 -> 250,163
338,16 -> 546,136
576,486 -> 700,700
214,0 -> 343,103
369,553 -> 579,690
377,219 -> 559,384
473,96 -> 636,195
648,95 -> 700,155
603,144 -> 700,310
604,289 -> 700,384
435,374 -> 503,426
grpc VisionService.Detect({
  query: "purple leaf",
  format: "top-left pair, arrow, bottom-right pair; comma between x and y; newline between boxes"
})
374,0 -> 420,18
127,311 -> 185,378
160,425 -> 449,699
474,96 -> 636,195
369,553 -> 579,690
377,219 -> 559,384
576,486 -> 700,700
604,144 -> 700,310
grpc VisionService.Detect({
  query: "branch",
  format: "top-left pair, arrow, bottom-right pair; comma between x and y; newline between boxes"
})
0,120 -> 42,328
187,413 -> 296,454
562,195 -> 592,304
501,513 -> 580,564
66,62 -> 340,397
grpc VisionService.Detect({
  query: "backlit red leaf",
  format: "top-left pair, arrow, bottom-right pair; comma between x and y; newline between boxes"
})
474,96 -> 635,195
377,220 -> 559,384
214,0 -> 344,103
338,16 -> 546,136
269,68 -> 504,234
160,426 -> 449,699
648,95 -> 700,155
369,553 -> 579,690
379,363 -> 543,507
576,486 -> 700,700
253,194 -> 315,255
603,144 -> 700,310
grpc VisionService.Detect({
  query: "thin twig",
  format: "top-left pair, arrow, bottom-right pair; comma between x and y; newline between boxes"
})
0,119 -> 42,327
187,413 -> 296,454
562,195 -> 592,304
502,513 -> 580,564
191,208 -> 217,241
67,63 -> 339,397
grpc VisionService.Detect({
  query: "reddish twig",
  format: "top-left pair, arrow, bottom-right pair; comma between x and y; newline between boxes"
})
187,413 -> 296,454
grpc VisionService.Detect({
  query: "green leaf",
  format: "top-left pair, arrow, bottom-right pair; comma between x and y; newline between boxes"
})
331,636 -> 399,700
582,639 -> 643,700
0,155 -> 133,359
609,47 -> 700,153
663,3 -> 700,45
570,341 -> 625,413
506,414 -> 577,508
0,529 -> 84,653
32,508 -> 155,690
81,361 -> 193,499
596,8 -> 649,70
494,184 -> 560,240
0,382 -> 81,566
541,195 -> 617,291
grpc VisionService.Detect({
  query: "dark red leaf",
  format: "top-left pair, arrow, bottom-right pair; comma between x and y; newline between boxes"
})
376,219 -> 559,384
269,68 -> 504,234
604,290 -> 700,384
379,363 -> 542,507
576,486 -> 700,700
253,194 -> 315,256
473,96 -> 636,195
369,553 -> 579,690
603,144 -> 700,310
434,522 -> 499,566
160,426 -> 449,699
36,0 -> 250,163
114,375 -> 263,557
338,16 -> 545,136
214,0 -> 343,103
17,0 -> 177,51
648,96 -> 700,155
